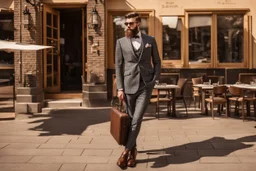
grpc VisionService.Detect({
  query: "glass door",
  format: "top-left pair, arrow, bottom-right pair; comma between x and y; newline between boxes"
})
43,5 -> 60,92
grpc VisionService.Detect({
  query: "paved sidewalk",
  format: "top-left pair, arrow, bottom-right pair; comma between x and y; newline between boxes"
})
0,104 -> 255,171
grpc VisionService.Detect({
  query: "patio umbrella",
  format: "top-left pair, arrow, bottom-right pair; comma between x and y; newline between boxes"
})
0,40 -> 53,119
0,40 -> 53,51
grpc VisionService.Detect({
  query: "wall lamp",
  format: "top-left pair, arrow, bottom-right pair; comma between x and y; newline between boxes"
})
88,7 -> 102,31
23,5 -> 32,29
25,0 -> 42,7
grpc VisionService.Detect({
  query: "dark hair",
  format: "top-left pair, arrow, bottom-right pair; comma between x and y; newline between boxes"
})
125,12 -> 141,23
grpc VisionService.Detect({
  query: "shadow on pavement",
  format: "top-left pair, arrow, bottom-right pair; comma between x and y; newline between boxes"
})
138,135 -> 256,168
27,103 -> 255,136
28,108 -> 111,136
28,107 -> 157,136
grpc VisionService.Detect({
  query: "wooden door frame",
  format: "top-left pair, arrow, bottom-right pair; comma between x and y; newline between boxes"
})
43,4 -> 61,92
82,8 -> 85,78
43,5 -> 86,94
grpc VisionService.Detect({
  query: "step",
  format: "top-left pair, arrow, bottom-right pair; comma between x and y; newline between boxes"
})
45,99 -> 82,108
0,112 -> 15,119
42,107 -> 52,114
16,95 -> 38,103
82,84 -> 107,91
33,108 -> 53,116
16,87 -> 37,95
15,102 -> 41,114
82,91 -> 107,99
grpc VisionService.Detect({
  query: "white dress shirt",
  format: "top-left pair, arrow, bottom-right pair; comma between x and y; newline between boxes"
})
131,32 -> 142,50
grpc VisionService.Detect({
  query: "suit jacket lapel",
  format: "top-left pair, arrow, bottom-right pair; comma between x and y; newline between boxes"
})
138,33 -> 147,61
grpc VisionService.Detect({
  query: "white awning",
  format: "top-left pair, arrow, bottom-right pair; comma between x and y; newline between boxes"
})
0,40 -> 53,51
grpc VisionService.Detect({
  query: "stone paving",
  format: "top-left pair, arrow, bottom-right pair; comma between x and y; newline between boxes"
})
0,104 -> 255,171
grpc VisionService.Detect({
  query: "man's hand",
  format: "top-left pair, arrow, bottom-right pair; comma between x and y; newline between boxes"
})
117,90 -> 124,101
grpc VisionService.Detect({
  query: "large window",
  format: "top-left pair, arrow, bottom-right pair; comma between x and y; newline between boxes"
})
188,15 -> 211,64
113,16 -> 148,41
113,16 -> 149,63
162,17 -> 182,60
184,10 -> 249,68
217,15 -> 244,63
111,16 -> 149,65
107,11 -> 154,69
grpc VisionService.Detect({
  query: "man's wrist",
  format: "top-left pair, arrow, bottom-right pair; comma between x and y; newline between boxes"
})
118,89 -> 123,91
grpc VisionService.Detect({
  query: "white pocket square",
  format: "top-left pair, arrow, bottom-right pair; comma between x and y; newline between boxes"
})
145,43 -> 152,48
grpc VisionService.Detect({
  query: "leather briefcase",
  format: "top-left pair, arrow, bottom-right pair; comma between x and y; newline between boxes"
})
110,99 -> 130,146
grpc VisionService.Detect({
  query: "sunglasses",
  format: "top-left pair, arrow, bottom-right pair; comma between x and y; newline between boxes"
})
124,22 -> 136,26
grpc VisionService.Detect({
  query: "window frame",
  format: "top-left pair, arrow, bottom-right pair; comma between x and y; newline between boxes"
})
160,16 -> 185,68
106,10 -> 155,69
185,12 -> 214,68
214,12 -> 249,68
184,9 -> 250,69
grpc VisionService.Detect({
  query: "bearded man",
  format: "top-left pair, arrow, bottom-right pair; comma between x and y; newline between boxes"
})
115,12 -> 161,168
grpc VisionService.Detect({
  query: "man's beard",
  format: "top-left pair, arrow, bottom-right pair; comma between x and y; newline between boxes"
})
125,26 -> 138,38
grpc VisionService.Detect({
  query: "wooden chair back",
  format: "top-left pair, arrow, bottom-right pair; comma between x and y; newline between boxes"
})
228,86 -> 243,96
192,77 -> 203,85
176,78 -> 187,97
213,85 -> 227,96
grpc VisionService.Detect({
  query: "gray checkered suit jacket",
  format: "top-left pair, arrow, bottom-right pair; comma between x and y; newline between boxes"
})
115,33 -> 161,94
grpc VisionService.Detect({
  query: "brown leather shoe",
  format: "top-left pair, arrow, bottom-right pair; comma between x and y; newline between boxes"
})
117,149 -> 130,168
127,147 -> 137,167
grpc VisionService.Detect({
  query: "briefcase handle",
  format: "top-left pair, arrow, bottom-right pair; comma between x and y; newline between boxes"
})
111,97 -> 126,113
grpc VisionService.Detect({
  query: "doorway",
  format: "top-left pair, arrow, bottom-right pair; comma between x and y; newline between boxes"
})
59,8 -> 82,91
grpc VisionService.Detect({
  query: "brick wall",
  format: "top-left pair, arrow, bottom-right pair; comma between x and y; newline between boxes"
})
14,0 -> 43,102
86,0 -> 106,84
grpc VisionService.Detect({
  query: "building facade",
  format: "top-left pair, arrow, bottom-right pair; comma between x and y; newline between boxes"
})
1,0 -> 256,114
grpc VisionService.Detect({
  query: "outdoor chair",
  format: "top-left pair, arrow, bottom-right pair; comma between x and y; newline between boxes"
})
228,86 -> 256,121
169,78 -> 188,116
150,88 -> 172,119
205,85 -> 228,119
191,77 -> 203,109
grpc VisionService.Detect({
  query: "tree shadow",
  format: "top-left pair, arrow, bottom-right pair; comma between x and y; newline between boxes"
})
28,107 -> 156,136
137,135 -> 256,168
28,108 -> 111,136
